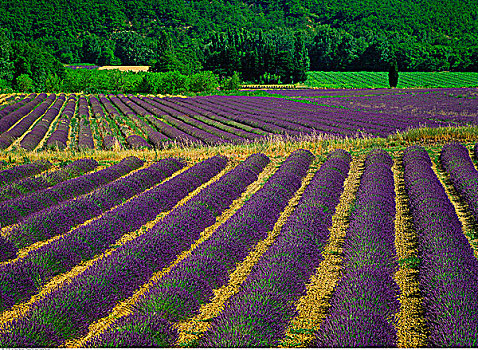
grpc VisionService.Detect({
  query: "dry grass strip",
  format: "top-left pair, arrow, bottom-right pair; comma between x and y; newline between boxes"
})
279,155 -> 365,347
0,161 -> 226,330
174,159 -> 320,347
63,159 -> 279,348
392,153 -> 428,348
431,156 -> 478,258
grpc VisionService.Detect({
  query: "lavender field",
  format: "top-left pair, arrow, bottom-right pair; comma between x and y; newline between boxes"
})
0,88 -> 477,347
0,88 -> 476,152
0,139 -> 477,347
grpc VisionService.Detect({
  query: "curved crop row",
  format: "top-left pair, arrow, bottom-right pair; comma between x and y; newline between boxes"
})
108,94 -> 152,149
403,146 -> 478,346
136,96 -> 200,145
1,158 -> 186,261
0,94 -> 36,120
0,157 -> 143,229
440,143 -> 478,223
200,149 -> 351,347
0,155 -> 233,347
314,149 -> 399,347
157,98 -> 245,143
88,96 -> 119,150
45,95 -> 77,150
185,99 -> 267,136
167,98 -> 260,140
0,160 -> 52,188
19,94 -> 66,151
149,97 -> 224,145
89,150 -> 314,347
77,96 -> 94,150
0,157 -> 241,313
0,94 -> 47,135
0,94 -> 56,150
0,155 -> 237,314
0,158 -> 98,202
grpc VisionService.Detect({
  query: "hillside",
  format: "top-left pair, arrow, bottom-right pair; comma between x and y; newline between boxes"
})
0,0 -> 477,78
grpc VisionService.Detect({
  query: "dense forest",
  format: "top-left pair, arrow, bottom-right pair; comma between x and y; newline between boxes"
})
1,0 -> 477,90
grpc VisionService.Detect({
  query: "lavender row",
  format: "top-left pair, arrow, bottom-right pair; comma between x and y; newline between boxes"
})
194,98 -> 293,136
0,93 -> 35,120
162,98 -> 260,140
1,154 -> 266,340
77,96 -> 94,149
184,98 -> 267,136
0,156 -> 143,229
440,143 -> 478,223
156,98 -> 246,143
136,96 -> 200,144
1,157 -> 215,312
19,94 -> 66,151
403,146 -> 478,346
201,150 -> 350,347
0,94 -> 56,150
45,95 -> 77,150
0,93 -> 46,134
121,95 -> 169,148
107,94 -> 155,149
88,95 -> 120,150
0,160 -> 52,188
1,158 -> 185,261
314,150 -> 399,347
91,150 -> 313,347
208,97 -> 313,135
0,155 -> 231,347
0,158 -> 98,202
149,97 -> 224,145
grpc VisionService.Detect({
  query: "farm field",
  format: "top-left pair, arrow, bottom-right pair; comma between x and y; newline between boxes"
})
0,88 -> 478,347
0,88 -> 477,152
305,71 -> 478,89
0,131 -> 477,346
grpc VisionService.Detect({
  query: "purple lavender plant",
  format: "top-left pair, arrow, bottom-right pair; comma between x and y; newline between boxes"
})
0,159 -> 52,188
403,145 -> 478,346
440,142 -> 478,223
0,158 -> 98,202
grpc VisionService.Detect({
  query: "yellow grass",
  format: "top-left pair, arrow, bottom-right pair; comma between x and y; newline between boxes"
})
280,155 -> 365,347
174,158 -> 320,347
98,66 -> 150,72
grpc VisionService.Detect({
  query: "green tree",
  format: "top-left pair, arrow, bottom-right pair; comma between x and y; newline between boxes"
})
0,29 -> 14,86
388,59 -> 399,88
16,74 -> 34,91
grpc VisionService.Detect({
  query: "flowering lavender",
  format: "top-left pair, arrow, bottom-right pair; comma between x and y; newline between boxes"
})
0,156 -> 143,228
126,134 -> 153,149
90,150 -> 313,347
0,156 -> 237,346
0,93 -> 47,134
0,159 -> 52,188
20,94 -> 66,151
314,149 -> 399,347
403,145 -> 478,346
200,150 -> 350,347
0,156 -> 241,312
85,153 -> 270,347
77,96 -> 94,150
0,94 -> 56,150
45,94 -> 76,150
0,93 -> 35,119
0,158 -> 98,202
2,158 -> 184,259
440,143 -> 478,222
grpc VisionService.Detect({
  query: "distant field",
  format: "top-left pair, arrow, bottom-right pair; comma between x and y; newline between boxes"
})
0,89 -> 477,152
306,71 -> 478,88
1,86 -> 478,347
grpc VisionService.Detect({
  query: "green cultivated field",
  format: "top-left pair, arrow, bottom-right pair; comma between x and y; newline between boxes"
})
306,71 -> 478,89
